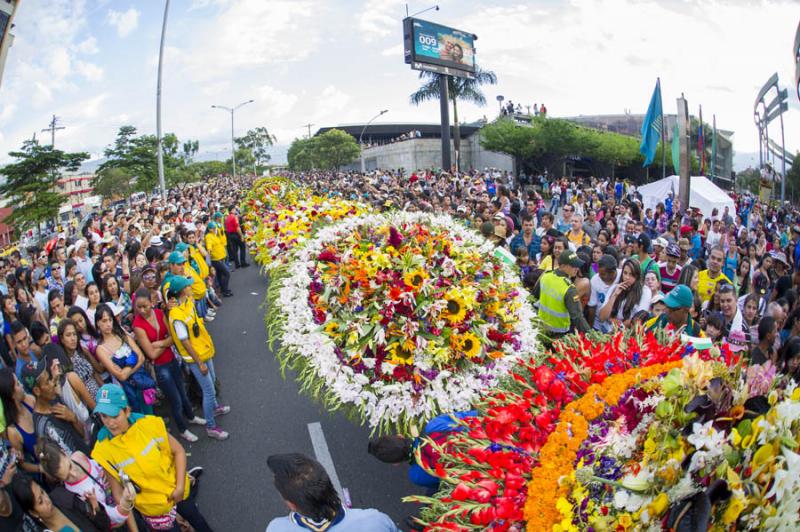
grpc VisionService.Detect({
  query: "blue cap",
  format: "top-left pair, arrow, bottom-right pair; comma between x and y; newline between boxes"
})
94,384 -> 129,417
175,242 -> 189,253
168,251 -> 187,265
663,284 -> 693,309
167,275 -> 193,297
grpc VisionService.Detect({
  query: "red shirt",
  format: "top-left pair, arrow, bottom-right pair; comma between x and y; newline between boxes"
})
224,214 -> 240,233
132,309 -> 174,365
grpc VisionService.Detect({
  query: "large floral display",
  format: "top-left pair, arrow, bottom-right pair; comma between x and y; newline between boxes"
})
265,211 -> 538,434
242,177 -> 371,270
411,329 -> 800,531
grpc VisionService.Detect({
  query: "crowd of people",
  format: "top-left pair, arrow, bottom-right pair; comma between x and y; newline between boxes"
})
0,176 -> 258,531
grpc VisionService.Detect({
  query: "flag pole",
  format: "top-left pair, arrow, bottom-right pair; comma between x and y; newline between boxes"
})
659,77 -> 666,179
711,114 -> 717,183
698,104 -> 704,176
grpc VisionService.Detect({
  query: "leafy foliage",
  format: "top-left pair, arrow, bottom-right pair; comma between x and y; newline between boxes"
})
0,139 -> 89,234
235,127 -> 276,172
287,129 -> 360,170
94,126 -> 201,197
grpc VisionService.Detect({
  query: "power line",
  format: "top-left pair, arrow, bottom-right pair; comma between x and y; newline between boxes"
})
41,115 -> 65,147
302,123 -> 314,138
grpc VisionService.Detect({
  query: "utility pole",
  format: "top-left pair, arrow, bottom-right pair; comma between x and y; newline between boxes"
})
676,95 -> 691,210
439,74 -> 451,172
41,115 -> 65,147
302,123 -> 314,139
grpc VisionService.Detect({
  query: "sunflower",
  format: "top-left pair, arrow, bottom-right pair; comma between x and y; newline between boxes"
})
323,321 -> 340,337
454,331 -> 482,359
403,269 -> 428,290
387,342 -> 415,366
441,289 -> 468,325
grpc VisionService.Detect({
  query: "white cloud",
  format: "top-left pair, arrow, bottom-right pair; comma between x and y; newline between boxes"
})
358,0 -> 405,41
0,104 -> 16,123
106,8 -> 140,38
47,48 -> 72,80
318,85 -> 351,115
76,36 -> 99,55
75,61 -> 104,82
174,0 -> 320,81
381,44 -> 403,57
254,85 -> 299,119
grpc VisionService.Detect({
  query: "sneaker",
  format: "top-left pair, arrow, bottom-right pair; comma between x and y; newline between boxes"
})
188,416 -> 207,425
207,309 -> 217,317
222,291 -> 234,298
206,427 -> 229,440
205,315 -> 215,322
188,466 -> 204,481
180,430 -> 198,443
214,405 -> 231,416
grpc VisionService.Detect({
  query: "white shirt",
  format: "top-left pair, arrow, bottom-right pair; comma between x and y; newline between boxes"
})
589,271 -> 620,332
605,284 -> 652,321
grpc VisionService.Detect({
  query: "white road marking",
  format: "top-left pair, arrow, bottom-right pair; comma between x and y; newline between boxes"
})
307,422 -> 344,498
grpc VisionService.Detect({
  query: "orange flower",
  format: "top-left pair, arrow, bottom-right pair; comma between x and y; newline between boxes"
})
523,361 -> 682,531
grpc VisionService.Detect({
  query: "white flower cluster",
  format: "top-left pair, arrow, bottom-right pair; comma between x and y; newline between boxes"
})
274,210 -> 540,431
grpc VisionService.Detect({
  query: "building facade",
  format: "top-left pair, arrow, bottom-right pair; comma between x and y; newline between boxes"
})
57,173 -> 96,208
0,0 -> 18,89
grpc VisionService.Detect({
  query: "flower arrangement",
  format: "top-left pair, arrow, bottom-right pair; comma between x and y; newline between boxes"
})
265,211 -> 538,434
251,196 -> 372,270
536,355 -> 800,532
406,328 -> 691,530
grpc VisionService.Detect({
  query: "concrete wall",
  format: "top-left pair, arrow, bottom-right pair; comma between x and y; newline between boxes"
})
355,134 -> 515,173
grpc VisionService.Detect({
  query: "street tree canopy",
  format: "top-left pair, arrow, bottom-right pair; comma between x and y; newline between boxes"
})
287,129 -> 360,171
0,139 -> 89,235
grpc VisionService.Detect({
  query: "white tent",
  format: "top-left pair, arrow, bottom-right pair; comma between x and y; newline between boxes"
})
638,175 -> 735,219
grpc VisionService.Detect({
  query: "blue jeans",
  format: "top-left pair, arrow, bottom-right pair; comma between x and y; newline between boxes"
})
187,359 -> 219,429
211,260 -> 231,294
155,358 -> 195,433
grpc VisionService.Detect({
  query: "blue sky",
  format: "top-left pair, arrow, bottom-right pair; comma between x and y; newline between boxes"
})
1,0 -> 799,167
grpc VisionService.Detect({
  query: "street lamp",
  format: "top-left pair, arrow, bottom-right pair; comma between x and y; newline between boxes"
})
156,0 -> 170,200
359,109 -> 388,173
496,95 -> 504,115
211,99 -> 254,180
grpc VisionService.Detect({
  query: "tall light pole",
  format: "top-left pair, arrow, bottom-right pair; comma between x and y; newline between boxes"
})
212,100 -> 254,180
359,109 -> 388,173
156,0 -> 170,200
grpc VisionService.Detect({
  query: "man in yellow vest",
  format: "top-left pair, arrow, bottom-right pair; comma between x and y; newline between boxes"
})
204,221 -> 232,297
532,250 -> 590,337
167,275 -> 230,440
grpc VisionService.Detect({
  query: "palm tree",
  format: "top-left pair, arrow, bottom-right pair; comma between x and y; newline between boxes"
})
409,67 -> 497,170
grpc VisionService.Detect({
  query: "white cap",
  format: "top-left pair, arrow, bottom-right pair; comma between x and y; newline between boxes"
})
150,236 -> 163,247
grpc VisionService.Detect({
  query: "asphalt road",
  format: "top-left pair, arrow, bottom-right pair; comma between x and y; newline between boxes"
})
177,260 -> 423,531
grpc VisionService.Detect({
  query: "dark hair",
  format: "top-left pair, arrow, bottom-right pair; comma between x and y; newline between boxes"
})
95,303 -> 125,340
66,306 -> 98,338
705,312 -> 725,334
758,316 -> 777,340
47,289 -> 63,321
11,474 -> 37,513
86,281 -> 101,304
367,436 -> 412,463
35,437 -> 66,480
63,281 -> 77,307
41,342 -> 71,376
0,368 -> 20,425
780,337 -> 800,374
677,264 -> 698,288
64,258 -> 77,277
9,320 -> 26,338
56,319 -> 79,353
612,259 -> 644,321
29,322 -> 49,345
266,453 -> 340,522
101,274 -> 120,302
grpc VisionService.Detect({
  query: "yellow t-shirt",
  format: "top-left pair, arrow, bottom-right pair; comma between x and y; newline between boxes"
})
697,270 -> 731,304
204,232 -> 227,261
92,415 -> 189,517
539,255 -> 554,271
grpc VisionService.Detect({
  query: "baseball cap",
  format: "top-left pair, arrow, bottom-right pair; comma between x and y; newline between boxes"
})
93,384 -> 129,417
772,251 -> 789,267
160,224 -> 174,236
624,234 -> 637,245
167,275 -> 193,297
637,234 -> 652,253
680,225 -> 693,236
168,251 -> 186,265
213,211 -> 224,220
32,267 -> 46,281
653,237 -> 668,249
19,359 -> 48,394
792,224 -> 800,234
559,250 -> 584,268
174,242 -> 189,253
665,243 -> 681,258
207,221 -> 218,230
651,293 -> 665,306
597,254 -> 618,270
662,284 -> 693,309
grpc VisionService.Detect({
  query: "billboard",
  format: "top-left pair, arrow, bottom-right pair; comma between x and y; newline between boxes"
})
404,17 -> 476,78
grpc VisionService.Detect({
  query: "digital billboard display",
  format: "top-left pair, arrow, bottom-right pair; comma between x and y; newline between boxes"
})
404,18 -> 476,78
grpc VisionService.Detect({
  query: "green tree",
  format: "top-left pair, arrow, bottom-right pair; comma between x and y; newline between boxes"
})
590,129 -> 642,179
314,129 -> 360,170
479,118 -> 537,172
410,66 -> 497,169
189,160 -> 228,177
287,137 -> 315,170
92,167 -> 135,200
735,168 -> 760,195
235,127 -> 276,174
0,138 -> 89,236
785,152 -> 800,199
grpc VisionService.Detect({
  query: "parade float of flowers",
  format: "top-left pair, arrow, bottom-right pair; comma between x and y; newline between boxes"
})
265,210 -> 538,434
405,330 -> 716,531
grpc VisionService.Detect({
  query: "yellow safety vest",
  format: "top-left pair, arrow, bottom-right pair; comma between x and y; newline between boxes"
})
185,263 -> 206,301
92,415 -> 190,517
189,245 -> 209,279
168,297 -> 214,363
538,271 -> 572,334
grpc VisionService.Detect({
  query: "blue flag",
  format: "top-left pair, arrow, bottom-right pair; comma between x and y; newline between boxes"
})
640,79 -> 663,167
